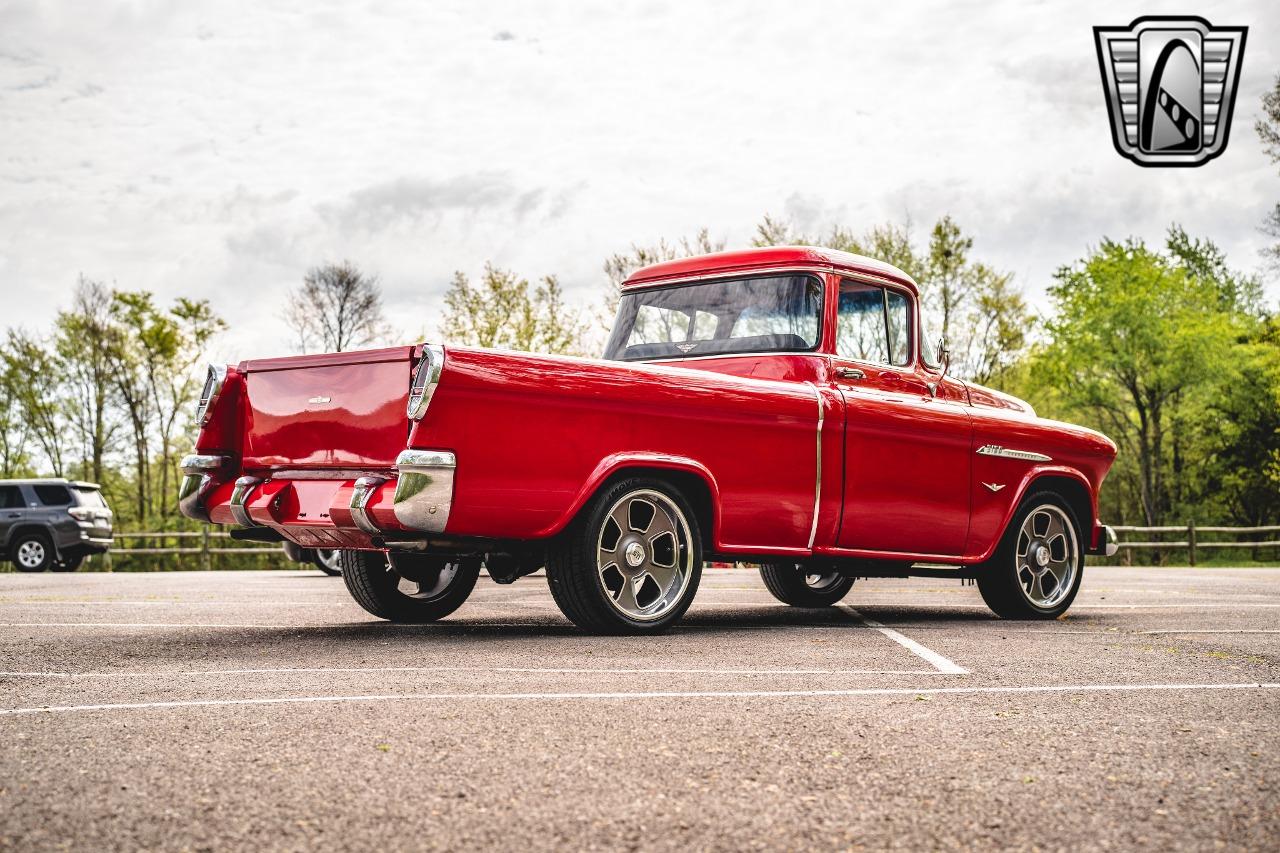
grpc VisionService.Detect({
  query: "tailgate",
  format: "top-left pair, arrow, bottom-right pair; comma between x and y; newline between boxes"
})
240,346 -> 414,470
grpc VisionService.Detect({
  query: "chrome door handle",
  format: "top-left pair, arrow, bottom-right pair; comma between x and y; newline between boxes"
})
835,367 -> 865,380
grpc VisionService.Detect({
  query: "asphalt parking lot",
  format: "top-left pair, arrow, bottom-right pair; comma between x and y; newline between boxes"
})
1,565 -> 1277,851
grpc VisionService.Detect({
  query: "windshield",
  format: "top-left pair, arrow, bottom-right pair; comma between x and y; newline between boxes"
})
603,274 -> 823,361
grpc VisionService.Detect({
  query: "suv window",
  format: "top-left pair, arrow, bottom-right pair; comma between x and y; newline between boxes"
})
837,280 -> 912,367
0,485 -> 22,509
74,488 -> 106,508
33,485 -> 72,506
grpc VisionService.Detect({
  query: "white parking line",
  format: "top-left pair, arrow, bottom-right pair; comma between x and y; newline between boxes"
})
842,607 -> 969,675
0,665 -> 943,679
1,682 -> 1275,716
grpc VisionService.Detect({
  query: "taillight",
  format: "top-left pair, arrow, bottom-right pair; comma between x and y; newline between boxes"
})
194,364 -> 228,426
406,344 -> 445,420
68,507 -> 94,521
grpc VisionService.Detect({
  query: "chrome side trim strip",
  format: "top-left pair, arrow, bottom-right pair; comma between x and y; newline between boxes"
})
392,450 -> 457,533
349,476 -> 386,535
229,476 -> 262,527
806,382 -> 823,550
976,444 -> 1052,463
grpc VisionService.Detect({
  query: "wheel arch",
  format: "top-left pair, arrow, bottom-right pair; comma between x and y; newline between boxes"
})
5,524 -> 58,560
974,467 -> 1096,563
540,453 -> 721,547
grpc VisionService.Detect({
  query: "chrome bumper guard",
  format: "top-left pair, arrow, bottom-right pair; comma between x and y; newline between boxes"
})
392,450 -> 456,534
178,454 -> 227,522
229,475 -> 263,527
1088,524 -> 1119,558
349,476 -> 386,535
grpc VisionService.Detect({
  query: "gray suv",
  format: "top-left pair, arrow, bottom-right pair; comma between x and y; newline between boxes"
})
0,479 -> 114,572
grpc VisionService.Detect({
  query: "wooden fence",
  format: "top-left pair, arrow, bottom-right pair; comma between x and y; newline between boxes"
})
102,530 -> 281,571
1111,523 -> 1280,565
89,523 -> 1280,570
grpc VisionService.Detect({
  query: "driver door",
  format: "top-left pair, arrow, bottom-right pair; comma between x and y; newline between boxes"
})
833,279 -> 972,556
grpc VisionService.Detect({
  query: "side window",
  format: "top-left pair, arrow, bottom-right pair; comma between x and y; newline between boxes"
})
0,485 -> 22,509
34,485 -> 72,506
837,282 -> 889,363
885,289 -> 910,366
837,280 -> 912,367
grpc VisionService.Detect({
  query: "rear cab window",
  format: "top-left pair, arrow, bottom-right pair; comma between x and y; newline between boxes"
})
604,274 -> 824,361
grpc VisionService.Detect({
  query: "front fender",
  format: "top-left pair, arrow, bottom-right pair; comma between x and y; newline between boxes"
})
967,464 -> 1097,563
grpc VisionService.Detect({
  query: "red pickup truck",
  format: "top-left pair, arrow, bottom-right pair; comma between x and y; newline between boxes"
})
180,247 -> 1117,634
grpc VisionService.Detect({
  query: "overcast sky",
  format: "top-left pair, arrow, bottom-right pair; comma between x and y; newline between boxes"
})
1,0 -> 1277,361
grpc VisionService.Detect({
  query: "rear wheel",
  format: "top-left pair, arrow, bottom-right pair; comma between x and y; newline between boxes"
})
546,477 -> 702,634
977,490 -> 1084,619
312,549 -> 343,576
341,550 -> 480,622
11,533 -> 54,573
759,563 -> 855,607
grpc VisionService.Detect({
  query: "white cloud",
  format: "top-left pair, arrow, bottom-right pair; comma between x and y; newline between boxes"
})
0,0 -> 1276,363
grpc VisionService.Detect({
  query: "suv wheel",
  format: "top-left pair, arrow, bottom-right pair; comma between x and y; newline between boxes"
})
546,477 -> 703,634
12,533 -> 54,573
341,550 -> 479,622
977,490 -> 1084,619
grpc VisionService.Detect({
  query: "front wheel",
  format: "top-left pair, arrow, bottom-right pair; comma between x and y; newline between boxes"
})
758,563 -> 855,607
977,490 -> 1084,619
341,550 -> 480,622
546,477 -> 703,634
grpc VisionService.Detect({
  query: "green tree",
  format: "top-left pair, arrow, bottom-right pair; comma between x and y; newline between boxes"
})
55,276 -> 122,484
1028,228 -> 1255,529
1198,316 -> 1280,527
1255,72 -> 1280,268
1,329 -> 68,477
751,213 -> 1027,384
440,263 -> 587,355
603,228 -> 725,322
0,346 -> 32,477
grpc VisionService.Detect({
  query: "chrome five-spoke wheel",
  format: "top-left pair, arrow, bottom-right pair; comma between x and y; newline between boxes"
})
546,477 -> 704,634
596,489 -> 694,622
978,491 -> 1084,619
1015,505 -> 1078,609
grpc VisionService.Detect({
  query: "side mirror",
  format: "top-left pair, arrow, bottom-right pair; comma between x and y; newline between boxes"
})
938,340 -> 951,381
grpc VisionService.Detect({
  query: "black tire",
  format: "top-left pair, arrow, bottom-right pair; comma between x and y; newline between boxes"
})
11,532 -> 55,573
759,563 -> 854,607
51,555 -> 85,573
977,490 -> 1084,619
312,549 -> 343,576
546,476 -> 703,635
341,550 -> 479,622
